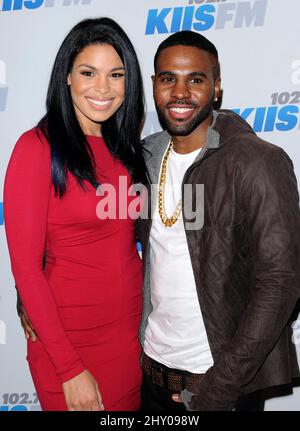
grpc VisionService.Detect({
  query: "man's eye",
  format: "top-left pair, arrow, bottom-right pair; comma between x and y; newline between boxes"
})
161,77 -> 175,83
189,78 -> 203,84
80,71 -> 94,77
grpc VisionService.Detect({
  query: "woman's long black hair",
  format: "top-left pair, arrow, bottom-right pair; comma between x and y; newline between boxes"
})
38,17 -> 147,197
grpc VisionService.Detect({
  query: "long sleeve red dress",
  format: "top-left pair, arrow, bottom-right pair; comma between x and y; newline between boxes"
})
4,129 -> 143,411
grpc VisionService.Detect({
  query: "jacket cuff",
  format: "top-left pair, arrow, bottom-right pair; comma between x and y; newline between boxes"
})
187,378 -> 238,410
180,389 -> 194,410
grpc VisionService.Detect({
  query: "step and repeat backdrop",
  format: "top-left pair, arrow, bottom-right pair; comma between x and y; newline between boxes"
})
0,0 -> 300,411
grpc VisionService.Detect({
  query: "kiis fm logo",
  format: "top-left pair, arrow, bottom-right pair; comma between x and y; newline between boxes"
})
145,0 -> 267,35
0,392 -> 41,411
0,0 -> 92,12
232,100 -> 300,133
232,61 -> 300,132
0,60 -> 8,112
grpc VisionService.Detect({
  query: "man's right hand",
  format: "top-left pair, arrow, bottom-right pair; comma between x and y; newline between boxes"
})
17,295 -> 37,341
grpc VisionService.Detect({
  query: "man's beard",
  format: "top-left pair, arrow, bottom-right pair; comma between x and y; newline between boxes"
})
155,97 -> 214,136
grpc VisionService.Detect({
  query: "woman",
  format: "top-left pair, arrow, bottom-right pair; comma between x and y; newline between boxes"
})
4,17 -> 147,411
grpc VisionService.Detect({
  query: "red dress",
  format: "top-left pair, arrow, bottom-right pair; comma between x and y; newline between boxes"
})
4,129 -> 143,411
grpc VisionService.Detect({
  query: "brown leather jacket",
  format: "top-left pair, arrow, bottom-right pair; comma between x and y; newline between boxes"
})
137,110 -> 300,410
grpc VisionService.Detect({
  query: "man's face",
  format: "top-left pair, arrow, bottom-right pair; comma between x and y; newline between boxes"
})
152,45 -> 221,136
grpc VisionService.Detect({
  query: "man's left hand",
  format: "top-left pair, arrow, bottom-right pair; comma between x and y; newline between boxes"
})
172,394 -> 183,403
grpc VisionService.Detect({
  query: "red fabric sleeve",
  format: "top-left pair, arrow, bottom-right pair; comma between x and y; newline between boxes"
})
4,129 -> 85,383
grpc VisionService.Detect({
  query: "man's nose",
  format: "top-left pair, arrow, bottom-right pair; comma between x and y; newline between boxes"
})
170,79 -> 191,99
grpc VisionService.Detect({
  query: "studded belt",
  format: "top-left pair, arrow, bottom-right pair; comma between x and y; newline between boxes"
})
142,353 -> 204,392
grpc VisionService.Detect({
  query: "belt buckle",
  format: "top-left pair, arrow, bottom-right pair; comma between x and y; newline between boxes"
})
151,362 -> 165,387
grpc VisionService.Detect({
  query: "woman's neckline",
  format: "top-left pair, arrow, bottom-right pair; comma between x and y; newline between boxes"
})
85,134 -> 104,139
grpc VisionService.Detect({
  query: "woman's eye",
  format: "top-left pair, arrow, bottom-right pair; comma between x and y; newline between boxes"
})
80,71 -> 94,77
110,72 -> 125,78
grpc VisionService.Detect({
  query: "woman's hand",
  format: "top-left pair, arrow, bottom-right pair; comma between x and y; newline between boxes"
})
62,370 -> 104,411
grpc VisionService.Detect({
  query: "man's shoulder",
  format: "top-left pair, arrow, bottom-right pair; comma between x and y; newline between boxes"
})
215,110 -> 287,160
142,130 -> 170,147
230,131 -> 287,161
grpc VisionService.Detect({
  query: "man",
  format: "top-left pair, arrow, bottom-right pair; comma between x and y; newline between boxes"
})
137,31 -> 300,411
19,31 -> 300,411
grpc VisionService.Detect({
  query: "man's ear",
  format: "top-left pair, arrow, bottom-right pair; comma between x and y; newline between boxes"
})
214,77 -> 221,100
151,75 -> 155,87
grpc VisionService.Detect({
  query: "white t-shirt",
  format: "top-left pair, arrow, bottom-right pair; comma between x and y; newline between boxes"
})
144,146 -> 214,373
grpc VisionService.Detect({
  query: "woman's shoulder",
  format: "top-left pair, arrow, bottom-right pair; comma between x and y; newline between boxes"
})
13,127 -> 50,160
5,127 -> 52,191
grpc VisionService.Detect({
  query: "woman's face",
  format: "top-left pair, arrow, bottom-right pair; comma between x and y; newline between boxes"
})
67,44 -> 125,136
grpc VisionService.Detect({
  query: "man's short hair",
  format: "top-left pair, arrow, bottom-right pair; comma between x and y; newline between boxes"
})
154,30 -> 220,80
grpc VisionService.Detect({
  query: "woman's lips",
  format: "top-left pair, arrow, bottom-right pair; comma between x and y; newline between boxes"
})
86,97 -> 114,110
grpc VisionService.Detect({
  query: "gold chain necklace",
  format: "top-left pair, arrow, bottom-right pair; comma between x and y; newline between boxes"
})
158,139 -> 182,227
